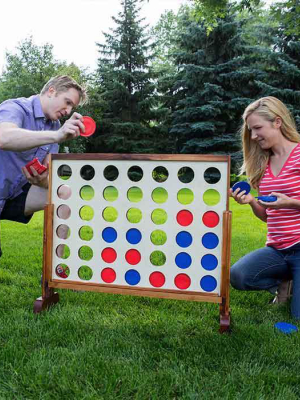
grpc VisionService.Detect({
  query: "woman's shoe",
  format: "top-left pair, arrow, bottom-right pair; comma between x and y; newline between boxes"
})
272,280 -> 293,304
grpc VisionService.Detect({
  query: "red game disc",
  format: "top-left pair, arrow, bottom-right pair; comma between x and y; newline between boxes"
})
149,271 -> 165,288
202,211 -> 220,228
101,268 -> 116,283
176,210 -> 193,226
80,116 -> 96,137
101,248 -> 117,263
125,249 -> 141,265
25,158 -> 47,176
174,273 -> 191,290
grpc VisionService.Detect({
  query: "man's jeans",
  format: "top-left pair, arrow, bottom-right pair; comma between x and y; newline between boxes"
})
230,243 -> 300,319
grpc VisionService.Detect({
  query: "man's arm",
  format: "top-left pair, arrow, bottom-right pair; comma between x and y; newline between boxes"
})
0,122 -> 59,151
0,113 -> 85,152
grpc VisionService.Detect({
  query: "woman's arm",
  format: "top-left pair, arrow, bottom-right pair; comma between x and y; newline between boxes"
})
248,197 -> 268,222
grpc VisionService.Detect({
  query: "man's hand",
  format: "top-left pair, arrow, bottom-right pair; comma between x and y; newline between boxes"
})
22,165 -> 49,189
56,112 -> 85,143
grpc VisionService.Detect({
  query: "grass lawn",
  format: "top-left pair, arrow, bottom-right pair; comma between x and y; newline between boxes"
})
0,196 -> 300,399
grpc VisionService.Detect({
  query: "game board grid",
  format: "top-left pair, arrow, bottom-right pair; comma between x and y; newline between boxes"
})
50,160 -> 228,294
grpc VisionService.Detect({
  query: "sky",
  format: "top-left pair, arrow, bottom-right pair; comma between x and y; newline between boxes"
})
0,0 -> 187,74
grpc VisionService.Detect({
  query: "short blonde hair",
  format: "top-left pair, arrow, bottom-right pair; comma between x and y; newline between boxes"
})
240,96 -> 300,189
41,75 -> 88,105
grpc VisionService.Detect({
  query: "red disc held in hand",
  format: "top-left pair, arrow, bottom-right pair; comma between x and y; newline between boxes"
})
80,116 -> 96,137
25,158 -> 47,176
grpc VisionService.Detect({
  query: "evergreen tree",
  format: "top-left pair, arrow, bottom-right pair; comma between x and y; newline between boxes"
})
166,4 -> 300,170
169,9 -> 264,169
252,5 -> 300,128
151,6 -> 192,149
90,0 -> 161,154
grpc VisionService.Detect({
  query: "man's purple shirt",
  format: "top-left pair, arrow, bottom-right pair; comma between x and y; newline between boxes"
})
0,95 -> 60,215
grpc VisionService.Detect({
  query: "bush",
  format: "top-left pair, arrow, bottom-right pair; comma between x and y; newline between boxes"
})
230,173 -> 247,186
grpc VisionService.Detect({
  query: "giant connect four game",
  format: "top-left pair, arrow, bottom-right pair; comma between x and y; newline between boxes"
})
34,154 -> 232,332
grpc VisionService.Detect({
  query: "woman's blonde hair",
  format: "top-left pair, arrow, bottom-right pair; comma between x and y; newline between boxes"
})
240,96 -> 300,189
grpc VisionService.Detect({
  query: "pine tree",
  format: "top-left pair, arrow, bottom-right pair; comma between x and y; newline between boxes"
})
151,6 -> 191,148
90,0 -> 160,154
252,6 -> 300,128
166,4 -> 300,170
169,9 -> 262,169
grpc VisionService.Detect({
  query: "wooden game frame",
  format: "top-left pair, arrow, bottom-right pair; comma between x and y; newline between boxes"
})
34,154 -> 232,333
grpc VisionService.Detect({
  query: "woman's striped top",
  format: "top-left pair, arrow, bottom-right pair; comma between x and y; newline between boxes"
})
259,143 -> 300,250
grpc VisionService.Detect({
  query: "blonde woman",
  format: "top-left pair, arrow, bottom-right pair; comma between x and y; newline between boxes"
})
230,96 -> 300,319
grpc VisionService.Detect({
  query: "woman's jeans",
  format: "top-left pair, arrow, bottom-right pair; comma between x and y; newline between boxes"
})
230,243 -> 300,319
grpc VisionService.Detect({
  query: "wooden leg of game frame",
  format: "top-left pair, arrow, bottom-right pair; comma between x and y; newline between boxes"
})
219,302 -> 231,333
219,210 -> 232,333
34,204 -> 60,313
33,285 -> 59,313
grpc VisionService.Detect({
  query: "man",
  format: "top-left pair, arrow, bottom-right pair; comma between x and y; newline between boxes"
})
0,75 -> 88,258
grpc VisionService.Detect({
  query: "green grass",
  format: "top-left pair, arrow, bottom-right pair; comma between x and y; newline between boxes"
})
0,196 -> 300,399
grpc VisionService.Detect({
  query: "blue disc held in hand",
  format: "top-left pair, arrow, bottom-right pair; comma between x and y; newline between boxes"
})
232,181 -> 251,195
256,196 -> 277,202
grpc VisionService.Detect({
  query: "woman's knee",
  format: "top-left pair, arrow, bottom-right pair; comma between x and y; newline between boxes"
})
230,247 -> 283,291
230,263 -> 247,290
230,255 -> 260,290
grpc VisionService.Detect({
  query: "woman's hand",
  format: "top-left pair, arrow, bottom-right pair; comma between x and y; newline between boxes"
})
230,187 -> 268,222
230,188 -> 255,205
257,192 -> 294,209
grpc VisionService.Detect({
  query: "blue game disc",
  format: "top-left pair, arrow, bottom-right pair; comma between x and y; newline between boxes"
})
125,269 -> 141,286
200,275 -> 217,292
126,228 -> 142,245
232,181 -> 251,195
201,254 -> 218,271
256,196 -> 277,202
102,227 -> 117,243
274,322 -> 298,334
202,233 -> 219,249
176,231 -> 193,248
175,252 -> 192,269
